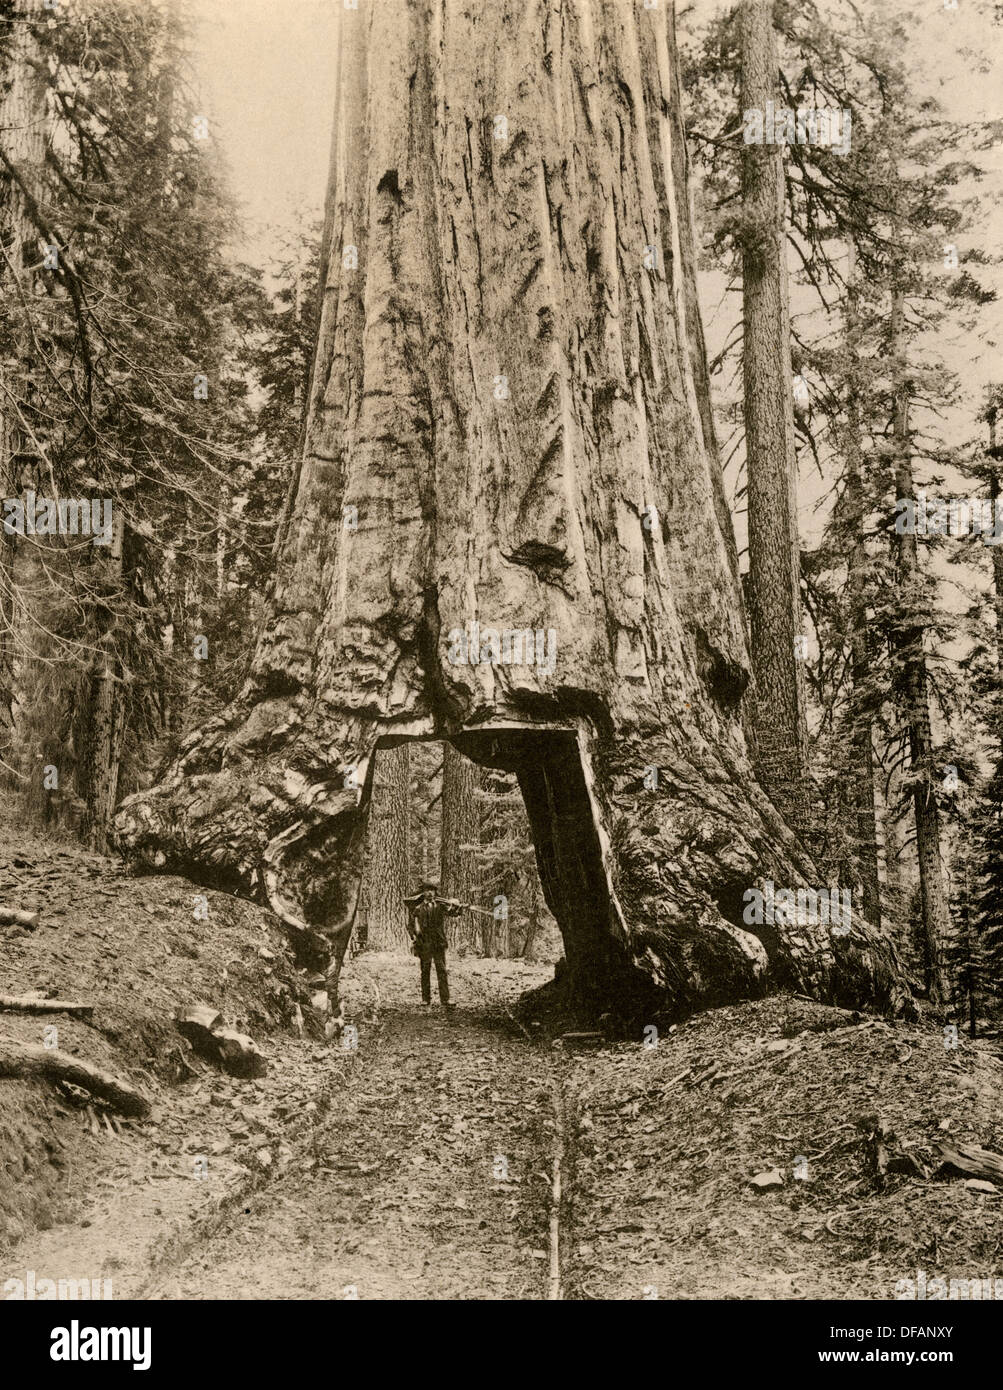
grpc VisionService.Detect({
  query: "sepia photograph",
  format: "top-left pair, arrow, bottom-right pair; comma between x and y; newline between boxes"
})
1,0 -> 1002,1358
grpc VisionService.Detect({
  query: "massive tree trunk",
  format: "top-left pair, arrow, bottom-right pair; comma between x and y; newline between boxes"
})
114,0 -> 909,1022
738,0 -> 811,832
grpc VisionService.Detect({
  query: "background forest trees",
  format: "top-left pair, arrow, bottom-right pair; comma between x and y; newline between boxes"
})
681,0 -> 1003,1022
1,0 -> 267,841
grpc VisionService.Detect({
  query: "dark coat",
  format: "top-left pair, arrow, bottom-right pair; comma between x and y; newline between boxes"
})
408,899 -> 458,956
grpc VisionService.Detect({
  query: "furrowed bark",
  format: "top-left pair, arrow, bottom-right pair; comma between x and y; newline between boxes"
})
738,0 -> 811,832
440,741 -> 479,950
114,0 -> 911,1022
0,0 -> 46,775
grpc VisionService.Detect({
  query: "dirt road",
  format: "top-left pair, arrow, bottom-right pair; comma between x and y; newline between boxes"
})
147,986 -> 566,1300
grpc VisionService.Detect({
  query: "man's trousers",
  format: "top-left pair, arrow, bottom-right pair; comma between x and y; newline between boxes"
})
419,950 -> 450,1005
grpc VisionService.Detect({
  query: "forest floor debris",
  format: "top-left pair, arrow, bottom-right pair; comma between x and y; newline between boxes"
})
567,995 -> 1003,1299
4,819 -> 1003,1298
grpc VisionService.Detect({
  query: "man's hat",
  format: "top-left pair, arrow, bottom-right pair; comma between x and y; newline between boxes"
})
403,881 -> 439,905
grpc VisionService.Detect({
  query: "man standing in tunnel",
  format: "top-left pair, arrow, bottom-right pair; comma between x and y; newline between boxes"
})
405,882 -> 461,1010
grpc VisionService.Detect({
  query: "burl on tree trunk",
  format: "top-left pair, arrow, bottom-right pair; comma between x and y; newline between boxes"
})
113,0 -> 910,1021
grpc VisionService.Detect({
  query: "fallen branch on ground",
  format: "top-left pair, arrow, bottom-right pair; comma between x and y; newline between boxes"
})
553,1031 -> 603,1050
0,1038 -> 150,1116
936,1142 -> 1003,1185
0,995 -> 93,1018
0,907 -> 39,928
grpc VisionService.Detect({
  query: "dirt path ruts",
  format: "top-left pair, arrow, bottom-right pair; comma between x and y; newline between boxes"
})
147,1003 -> 566,1300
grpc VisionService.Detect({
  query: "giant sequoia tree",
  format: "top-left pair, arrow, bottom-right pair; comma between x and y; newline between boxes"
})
114,0 -> 909,1020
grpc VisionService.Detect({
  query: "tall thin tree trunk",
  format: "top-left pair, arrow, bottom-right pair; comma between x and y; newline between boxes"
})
843,248 -> 881,926
960,851 -> 976,1038
440,741 -> 478,950
891,289 -> 949,1004
358,745 -> 411,950
987,410 -> 1003,676
168,501 -> 205,735
880,759 -> 909,919
420,816 -> 431,881
0,0 -> 45,776
739,0 -> 810,833
154,21 -> 194,739
79,510 -> 126,852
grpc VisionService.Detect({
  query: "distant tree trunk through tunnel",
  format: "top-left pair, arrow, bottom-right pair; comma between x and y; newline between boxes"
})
113,0 -> 910,1022
453,727 -> 637,1012
439,740 -> 480,951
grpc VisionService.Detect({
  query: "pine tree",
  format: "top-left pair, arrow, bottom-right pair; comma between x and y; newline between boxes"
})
1,0 -> 274,842
357,745 -> 411,951
439,741 -> 479,950
738,0 -> 810,831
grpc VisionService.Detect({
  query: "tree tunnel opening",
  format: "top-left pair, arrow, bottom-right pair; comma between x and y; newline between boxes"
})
352,732 -> 562,964
353,724 -> 656,1023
